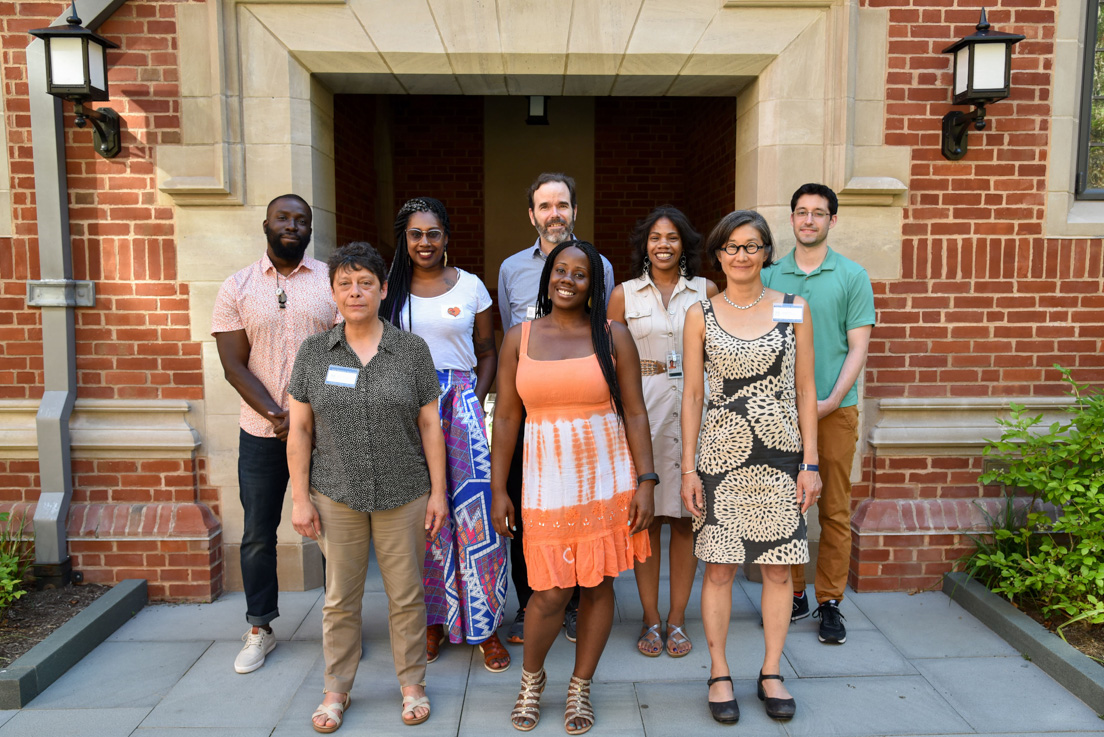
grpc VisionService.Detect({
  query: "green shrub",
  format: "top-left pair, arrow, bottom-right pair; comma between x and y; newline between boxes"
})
0,511 -> 31,617
964,367 -> 1104,626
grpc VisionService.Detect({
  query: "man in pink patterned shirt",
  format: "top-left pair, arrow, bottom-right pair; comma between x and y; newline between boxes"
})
212,194 -> 338,674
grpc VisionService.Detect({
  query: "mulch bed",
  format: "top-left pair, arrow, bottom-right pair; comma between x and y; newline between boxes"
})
0,584 -> 109,668
1017,598 -> 1104,667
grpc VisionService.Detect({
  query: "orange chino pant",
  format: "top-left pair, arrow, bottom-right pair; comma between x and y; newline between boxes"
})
791,404 -> 859,603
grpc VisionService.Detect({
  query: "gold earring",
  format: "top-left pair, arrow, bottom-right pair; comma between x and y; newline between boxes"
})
443,250 -> 448,268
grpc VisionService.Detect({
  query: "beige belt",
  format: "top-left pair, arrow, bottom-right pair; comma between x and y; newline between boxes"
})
640,359 -> 667,376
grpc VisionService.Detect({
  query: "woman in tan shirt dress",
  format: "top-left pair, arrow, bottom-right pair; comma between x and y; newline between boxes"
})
608,206 -> 718,658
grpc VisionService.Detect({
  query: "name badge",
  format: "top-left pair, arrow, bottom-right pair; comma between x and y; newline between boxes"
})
772,303 -> 804,323
525,304 -> 537,321
666,350 -> 683,379
325,365 -> 359,387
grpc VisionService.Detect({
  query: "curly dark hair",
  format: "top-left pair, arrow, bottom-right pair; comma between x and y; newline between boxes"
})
327,241 -> 388,286
380,197 -> 451,329
535,240 -> 625,423
628,205 -> 702,280
705,210 -> 775,270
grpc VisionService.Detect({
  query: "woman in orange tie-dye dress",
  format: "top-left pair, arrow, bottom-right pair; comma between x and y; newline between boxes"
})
491,240 -> 657,735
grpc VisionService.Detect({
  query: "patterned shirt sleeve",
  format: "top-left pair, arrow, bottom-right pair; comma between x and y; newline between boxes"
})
287,337 -> 314,404
210,277 -> 243,334
410,334 -> 443,408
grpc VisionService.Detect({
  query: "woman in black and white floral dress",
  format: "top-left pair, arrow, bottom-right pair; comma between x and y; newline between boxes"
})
680,210 -> 821,724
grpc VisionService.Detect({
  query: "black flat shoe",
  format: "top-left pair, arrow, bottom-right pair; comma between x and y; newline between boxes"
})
757,671 -> 796,720
706,675 -> 739,724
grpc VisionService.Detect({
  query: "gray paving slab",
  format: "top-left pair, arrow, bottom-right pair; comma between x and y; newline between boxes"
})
915,656 -> 1104,733
783,627 -> 918,678
272,642 -> 468,736
134,731 -> 273,737
0,712 -> 12,729
141,641 -> 318,729
25,640 -> 210,710
847,591 -> 1019,659
108,589 -> 321,642
740,581 -> 879,633
635,678 -> 790,736
0,707 -> 150,736
781,675 -> 973,737
459,678 -> 645,736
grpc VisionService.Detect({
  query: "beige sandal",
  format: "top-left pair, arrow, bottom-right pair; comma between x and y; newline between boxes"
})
564,674 -> 594,735
401,689 -> 430,726
511,667 -> 546,731
311,693 -> 350,734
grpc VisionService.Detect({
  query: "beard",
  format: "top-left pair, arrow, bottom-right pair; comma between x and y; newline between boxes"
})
535,216 -> 573,246
265,224 -> 311,262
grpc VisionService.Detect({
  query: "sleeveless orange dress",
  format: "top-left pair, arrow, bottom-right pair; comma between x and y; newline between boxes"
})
515,321 -> 651,591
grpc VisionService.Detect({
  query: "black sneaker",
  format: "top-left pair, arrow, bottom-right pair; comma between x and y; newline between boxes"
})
507,608 -> 525,644
813,600 -> 846,644
791,592 -> 810,622
563,607 -> 578,643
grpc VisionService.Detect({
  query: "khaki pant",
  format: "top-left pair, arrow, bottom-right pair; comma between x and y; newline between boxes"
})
313,491 -> 429,694
792,405 -> 859,603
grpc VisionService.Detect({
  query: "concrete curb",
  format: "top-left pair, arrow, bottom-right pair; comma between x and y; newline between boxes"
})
0,579 -> 147,709
943,571 -> 1104,713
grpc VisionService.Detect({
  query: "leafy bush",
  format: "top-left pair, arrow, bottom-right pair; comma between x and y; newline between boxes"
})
0,511 -> 31,617
963,367 -> 1104,627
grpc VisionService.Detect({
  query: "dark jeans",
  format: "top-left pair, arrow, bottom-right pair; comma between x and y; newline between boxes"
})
507,420 -> 579,614
238,428 -> 289,627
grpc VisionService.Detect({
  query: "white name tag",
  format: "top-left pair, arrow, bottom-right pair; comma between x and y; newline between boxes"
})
325,365 -> 359,387
773,303 -> 804,323
525,304 -> 538,321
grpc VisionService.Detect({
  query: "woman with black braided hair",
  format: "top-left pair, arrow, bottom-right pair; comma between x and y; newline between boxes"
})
381,197 -> 510,674
490,240 -> 657,735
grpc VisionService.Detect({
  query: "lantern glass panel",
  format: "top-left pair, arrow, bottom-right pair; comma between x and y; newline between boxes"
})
972,43 -> 1006,91
529,96 -> 544,117
50,37 -> 86,87
954,47 -> 970,95
88,41 -> 106,93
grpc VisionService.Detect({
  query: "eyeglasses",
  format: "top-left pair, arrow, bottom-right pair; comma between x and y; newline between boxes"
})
717,242 -> 766,255
406,228 -> 445,244
793,209 -> 831,221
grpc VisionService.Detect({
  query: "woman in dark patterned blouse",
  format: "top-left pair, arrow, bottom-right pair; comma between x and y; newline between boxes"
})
287,242 -> 449,733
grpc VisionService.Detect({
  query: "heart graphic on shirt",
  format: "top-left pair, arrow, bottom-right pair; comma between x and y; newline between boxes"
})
447,307 -> 461,316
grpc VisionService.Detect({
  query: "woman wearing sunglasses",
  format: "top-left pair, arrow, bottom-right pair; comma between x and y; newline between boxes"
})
680,210 -> 821,724
381,198 -> 510,675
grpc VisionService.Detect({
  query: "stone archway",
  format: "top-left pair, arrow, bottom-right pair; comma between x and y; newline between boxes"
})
157,0 -> 908,590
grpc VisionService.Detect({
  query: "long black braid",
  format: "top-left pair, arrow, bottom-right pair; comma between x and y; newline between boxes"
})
535,240 -> 625,423
380,197 -> 452,330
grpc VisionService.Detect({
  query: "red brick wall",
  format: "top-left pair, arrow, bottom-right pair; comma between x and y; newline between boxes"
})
1,1 -> 199,402
851,0 -> 1101,591
1,1 -> 217,601
334,95 -> 378,249
390,95 -> 485,277
593,96 -> 737,284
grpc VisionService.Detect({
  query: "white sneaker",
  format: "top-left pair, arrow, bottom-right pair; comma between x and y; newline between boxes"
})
234,627 -> 276,674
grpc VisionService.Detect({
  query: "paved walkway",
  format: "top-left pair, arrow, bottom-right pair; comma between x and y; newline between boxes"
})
2,557 -> 1102,737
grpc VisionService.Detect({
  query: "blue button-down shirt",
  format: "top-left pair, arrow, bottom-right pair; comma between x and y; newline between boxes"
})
497,237 -> 615,332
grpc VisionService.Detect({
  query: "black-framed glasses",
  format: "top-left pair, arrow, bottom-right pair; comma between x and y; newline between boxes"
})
406,228 -> 445,244
717,242 -> 766,255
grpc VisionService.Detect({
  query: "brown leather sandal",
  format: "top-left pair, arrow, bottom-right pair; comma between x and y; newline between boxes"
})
426,624 -> 444,664
479,632 -> 511,672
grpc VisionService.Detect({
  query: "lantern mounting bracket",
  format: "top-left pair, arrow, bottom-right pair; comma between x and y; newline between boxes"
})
941,104 -> 987,161
72,103 -> 120,158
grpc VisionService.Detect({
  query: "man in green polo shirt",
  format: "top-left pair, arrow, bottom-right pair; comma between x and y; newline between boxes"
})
761,183 -> 875,645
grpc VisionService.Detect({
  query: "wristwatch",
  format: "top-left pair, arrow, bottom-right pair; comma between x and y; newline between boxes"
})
798,463 -> 819,472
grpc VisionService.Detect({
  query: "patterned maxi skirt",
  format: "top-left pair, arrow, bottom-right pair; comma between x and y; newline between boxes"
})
423,369 -> 508,644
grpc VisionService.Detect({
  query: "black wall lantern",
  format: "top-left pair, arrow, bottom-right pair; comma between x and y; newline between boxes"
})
940,8 -> 1024,161
526,96 -> 549,126
29,1 -> 121,158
